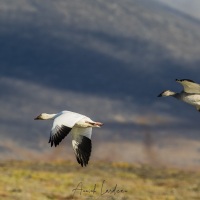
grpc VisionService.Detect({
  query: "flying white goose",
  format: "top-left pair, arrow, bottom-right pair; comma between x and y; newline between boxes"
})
34,111 -> 103,167
158,79 -> 200,111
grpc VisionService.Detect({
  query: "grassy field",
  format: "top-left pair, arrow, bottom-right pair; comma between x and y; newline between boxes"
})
0,160 -> 199,200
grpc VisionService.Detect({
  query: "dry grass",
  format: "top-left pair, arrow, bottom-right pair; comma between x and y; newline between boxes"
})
0,160 -> 199,200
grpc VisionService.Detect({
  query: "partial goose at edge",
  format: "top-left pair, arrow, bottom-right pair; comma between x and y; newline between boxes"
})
158,79 -> 200,111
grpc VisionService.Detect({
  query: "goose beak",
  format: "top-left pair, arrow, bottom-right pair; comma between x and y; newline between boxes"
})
157,92 -> 164,97
34,115 -> 42,120
157,93 -> 162,97
175,79 -> 180,82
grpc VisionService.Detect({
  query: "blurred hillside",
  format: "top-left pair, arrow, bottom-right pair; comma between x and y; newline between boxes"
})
0,0 -> 200,167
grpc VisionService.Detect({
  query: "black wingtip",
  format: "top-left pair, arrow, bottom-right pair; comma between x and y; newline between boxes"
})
176,79 -> 195,83
74,136 -> 91,167
49,125 -> 72,148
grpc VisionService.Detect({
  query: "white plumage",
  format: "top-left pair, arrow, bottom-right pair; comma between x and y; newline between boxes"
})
34,111 -> 103,167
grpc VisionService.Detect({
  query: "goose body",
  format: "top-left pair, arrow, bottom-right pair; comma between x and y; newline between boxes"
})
34,111 -> 103,167
158,79 -> 200,111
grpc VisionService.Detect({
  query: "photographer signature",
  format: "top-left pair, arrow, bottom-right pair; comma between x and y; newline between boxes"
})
72,180 -> 127,198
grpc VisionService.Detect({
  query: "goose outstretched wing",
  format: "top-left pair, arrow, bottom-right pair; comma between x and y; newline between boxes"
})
71,127 -> 92,167
176,79 -> 200,94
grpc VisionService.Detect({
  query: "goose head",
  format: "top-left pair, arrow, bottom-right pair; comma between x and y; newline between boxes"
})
158,90 -> 176,97
34,113 -> 56,120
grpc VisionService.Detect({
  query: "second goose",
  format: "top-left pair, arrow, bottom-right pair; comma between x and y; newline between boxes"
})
158,79 -> 200,111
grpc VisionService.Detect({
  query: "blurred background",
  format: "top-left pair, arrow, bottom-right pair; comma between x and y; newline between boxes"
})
0,0 -> 200,168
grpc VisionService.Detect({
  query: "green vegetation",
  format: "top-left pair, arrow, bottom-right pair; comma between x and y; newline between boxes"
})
0,160 -> 199,200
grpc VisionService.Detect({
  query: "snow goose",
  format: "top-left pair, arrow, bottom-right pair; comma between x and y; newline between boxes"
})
158,79 -> 200,111
34,111 -> 103,167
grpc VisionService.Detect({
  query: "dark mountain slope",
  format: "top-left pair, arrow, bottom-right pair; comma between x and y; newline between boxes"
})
0,0 -> 200,157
